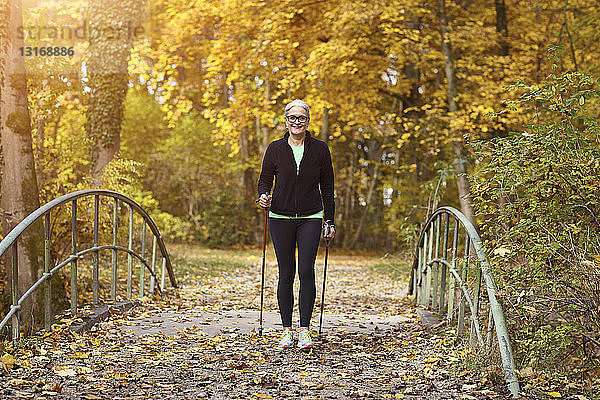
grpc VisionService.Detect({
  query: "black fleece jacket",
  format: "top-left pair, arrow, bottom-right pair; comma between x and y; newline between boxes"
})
257,131 -> 335,223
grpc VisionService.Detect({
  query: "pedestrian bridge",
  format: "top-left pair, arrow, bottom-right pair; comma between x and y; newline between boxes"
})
0,190 -> 520,399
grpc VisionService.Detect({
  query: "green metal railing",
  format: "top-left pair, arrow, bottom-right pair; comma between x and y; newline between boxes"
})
0,189 -> 178,340
410,206 -> 520,398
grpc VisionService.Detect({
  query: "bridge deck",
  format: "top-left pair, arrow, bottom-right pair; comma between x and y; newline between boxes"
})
0,252 -> 506,399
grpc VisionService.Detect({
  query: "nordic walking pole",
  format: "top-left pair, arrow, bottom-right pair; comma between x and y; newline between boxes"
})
318,223 -> 332,340
257,195 -> 270,336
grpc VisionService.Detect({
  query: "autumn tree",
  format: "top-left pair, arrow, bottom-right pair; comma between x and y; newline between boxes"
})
104,0 -> 600,250
0,0 -> 44,329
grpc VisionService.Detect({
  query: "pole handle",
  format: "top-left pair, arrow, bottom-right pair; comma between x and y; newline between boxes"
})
256,193 -> 272,208
323,220 -> 334,247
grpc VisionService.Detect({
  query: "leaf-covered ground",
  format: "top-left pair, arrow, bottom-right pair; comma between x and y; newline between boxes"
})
0,245 -> 586,399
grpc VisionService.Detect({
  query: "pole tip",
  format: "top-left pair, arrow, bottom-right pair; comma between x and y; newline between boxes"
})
259,327 -> 263,336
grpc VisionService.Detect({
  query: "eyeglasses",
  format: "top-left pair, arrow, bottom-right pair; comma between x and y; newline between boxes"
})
286,115 -> 308,123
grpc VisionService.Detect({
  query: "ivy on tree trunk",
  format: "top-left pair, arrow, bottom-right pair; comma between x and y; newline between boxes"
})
86,0 -> 145,178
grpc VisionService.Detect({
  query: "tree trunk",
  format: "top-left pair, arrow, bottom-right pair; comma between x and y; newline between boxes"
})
87,0 -> 144,179
495,0 -> 511,232
348,163 -> 379,249
385,150 -> 401,249
0,0 -> 44,330
260,76 -> 270,156
239,127 -> 259,244
34,109 -> 46,190
437,0 -> 477,226
495,0 -> 509,56
340,146 -> 355,248
348,138 -> 381,249
341,140 -> 358,248
452,140 -> 477,225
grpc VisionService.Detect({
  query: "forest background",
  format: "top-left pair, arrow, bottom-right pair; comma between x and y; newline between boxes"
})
1,0 -> 600,388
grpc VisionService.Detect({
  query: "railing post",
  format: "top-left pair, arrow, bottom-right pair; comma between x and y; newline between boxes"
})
486,308 -> 494,352
70,200 -> 77,316
11,243 -> 20,341
439,212 -> 450,313
111,198 -> 118,302
471,262 -> 483,347
44,214 -> 51,331
447,218 -> 459,322
457,237 -> 470,340
127,206 -> 133,299
416,245 -> 422,304
161,256 -> 166,291
432,214 -> 441,309
418,244 -> 425,305
139,221 -> 147,298
93,195 -> 99,307
150,236 -> 157,294
422,231 -> 429,306
425,225 -> 434,307
411,238 -> 419,299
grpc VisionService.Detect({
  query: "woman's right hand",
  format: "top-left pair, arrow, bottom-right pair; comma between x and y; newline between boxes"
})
258,193 -> 272,209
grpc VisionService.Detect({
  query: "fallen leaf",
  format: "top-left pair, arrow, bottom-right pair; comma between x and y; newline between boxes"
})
83,394 -> 103,399
77,366 -> 94,374
53,366 -> 77,377
520,366 -> 534,377
42,383 -> 62,393
253,393 -> 272,399
1,353 -> 17,369
8,378 -> 29,387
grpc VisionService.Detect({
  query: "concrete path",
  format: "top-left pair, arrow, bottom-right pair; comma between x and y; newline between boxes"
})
116,309 -> 411,337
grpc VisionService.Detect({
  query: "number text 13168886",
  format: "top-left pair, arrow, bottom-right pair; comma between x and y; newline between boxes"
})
19,47 -> 74,57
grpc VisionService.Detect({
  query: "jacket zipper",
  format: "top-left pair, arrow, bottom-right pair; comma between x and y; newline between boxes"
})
294,146 -> 299,217
286,139 -> 299,217
287,132 -> 310,218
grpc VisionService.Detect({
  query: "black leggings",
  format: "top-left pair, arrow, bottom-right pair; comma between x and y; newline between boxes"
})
269,218 -> 322,328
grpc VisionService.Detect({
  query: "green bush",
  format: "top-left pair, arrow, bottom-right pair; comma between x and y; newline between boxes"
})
470,48 -> 600,377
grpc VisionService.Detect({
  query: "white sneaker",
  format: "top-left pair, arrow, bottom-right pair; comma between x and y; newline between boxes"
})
297,329 -> 313,350
278,329 -> 294,349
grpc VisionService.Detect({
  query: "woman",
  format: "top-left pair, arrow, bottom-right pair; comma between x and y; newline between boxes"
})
257,99 -> 336,350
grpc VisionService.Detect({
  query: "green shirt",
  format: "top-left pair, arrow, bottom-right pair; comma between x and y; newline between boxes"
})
269,143 -> 324,220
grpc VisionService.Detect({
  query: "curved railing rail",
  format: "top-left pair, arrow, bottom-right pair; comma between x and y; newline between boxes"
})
0,189 -> 178,341
409,206 -> 519,398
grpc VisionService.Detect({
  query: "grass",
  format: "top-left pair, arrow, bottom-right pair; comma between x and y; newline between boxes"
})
168,243 -> 262,280
167,243 -> 413,283
362,252 -> 413,283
